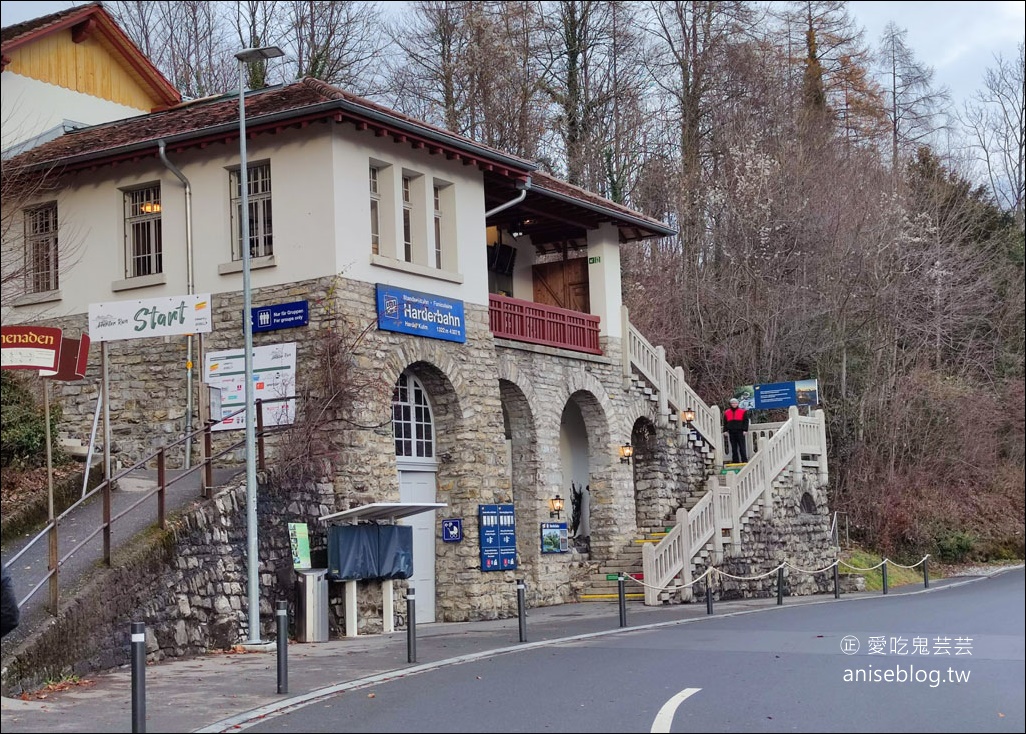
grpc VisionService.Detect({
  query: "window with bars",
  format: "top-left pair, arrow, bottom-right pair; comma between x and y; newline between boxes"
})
392,372 -> 434,459
24,202 -> 58,293
124,185 -> 162,277
370,165 -> 381,255
230,162 -> 273,260
402,175 -> 413,262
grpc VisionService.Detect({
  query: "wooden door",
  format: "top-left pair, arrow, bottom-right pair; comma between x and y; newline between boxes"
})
533,257 -> 590,313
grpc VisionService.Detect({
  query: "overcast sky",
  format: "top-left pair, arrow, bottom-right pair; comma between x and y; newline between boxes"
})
2,0 -> 1024,111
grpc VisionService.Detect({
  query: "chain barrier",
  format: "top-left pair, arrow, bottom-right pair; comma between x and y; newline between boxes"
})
619,554 -> 932,593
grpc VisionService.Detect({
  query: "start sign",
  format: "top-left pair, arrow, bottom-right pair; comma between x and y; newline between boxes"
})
0,325 -> 63,371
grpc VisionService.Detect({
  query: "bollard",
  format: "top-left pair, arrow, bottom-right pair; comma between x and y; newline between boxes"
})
923,557 -> 930,589
833,562 -> 840,599
618,574 -> 627,628
706,579 -> 714,615
406,588 -> 417,663
276,601 -> 288,695
776,567 -> 784,605
131,621 -> 146,733
882,560 -> 889,595
516,578 -> 528,642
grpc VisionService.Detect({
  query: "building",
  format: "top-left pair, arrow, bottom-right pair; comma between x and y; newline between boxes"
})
2,51 -> 831,647
1,2 -> 179,157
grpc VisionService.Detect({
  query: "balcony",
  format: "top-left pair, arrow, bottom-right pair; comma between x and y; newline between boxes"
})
488,294 -> 601,355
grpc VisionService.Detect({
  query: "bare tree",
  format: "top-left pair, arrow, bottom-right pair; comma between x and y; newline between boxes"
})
961,43 -> 1025,232
878,22 -> 950,175
284,0 -> 384,93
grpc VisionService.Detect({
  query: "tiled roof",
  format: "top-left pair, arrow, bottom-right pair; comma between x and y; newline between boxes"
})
4,76 -> 672,238
1,2 -> 100,45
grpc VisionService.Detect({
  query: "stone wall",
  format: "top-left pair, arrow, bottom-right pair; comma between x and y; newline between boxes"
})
709,468 -> 835,599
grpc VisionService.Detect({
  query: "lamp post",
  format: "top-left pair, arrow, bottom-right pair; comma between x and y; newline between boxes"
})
236,45 -> 284,645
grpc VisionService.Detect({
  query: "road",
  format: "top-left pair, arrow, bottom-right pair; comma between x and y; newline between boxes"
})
239,569 -> 1024,733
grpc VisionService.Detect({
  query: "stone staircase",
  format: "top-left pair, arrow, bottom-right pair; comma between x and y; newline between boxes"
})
579,527 -> 669,602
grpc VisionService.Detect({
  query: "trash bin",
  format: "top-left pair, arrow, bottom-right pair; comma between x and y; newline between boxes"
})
295,568 -> 329,642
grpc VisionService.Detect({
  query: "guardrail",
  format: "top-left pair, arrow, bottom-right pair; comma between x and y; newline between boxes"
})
2,396 -> 293,616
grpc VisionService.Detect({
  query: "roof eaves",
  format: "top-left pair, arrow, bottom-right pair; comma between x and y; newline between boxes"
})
531,182 -> 676,238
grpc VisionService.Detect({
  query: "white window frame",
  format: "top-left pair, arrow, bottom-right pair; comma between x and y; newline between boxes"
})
402,174 -> 414,263
124,184 -> 162,278
392,372 -> 435,462
370,165 -> 381,256
230,161 -> 273,260
24,202 -> 58,294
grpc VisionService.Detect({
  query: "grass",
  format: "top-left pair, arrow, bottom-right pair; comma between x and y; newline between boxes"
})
838,548 -> 937,591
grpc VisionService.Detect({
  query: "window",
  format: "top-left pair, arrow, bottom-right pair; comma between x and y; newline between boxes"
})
402,175 -> 413,262
24,203 -> 58,293
433,185 -> 442,269
230,162 -> 273,260
392,372 -> 434,459
370,165 -> 381,255
125,185 -> 162,277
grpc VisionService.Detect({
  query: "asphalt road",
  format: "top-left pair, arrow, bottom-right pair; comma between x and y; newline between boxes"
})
238,568 -> 1025,733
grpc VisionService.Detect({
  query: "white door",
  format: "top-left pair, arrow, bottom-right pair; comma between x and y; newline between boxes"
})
399,470 -> 437,623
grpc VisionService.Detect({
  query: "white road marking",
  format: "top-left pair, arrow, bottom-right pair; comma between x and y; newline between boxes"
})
651,687 -> 702,733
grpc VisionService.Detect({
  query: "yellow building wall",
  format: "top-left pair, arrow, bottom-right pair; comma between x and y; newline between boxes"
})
6,30 -> 160,112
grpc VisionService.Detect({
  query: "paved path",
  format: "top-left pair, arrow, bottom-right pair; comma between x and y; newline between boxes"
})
0,465 -> 241,656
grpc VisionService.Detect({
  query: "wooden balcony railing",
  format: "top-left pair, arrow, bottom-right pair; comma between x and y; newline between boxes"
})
489,294 -> 601,355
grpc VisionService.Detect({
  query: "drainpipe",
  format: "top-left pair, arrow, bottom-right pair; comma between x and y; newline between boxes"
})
158,140 -> 196,469
485,177 -> 531,218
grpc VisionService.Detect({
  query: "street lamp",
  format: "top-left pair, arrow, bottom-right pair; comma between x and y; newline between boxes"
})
236,45 -> 284,645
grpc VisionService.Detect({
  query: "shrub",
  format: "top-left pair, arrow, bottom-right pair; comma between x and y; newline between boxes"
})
0,371 -> 64,469
935,530 -> 976,563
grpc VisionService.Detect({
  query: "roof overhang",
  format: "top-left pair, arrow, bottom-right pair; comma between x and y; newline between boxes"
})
319,502 -> 447,525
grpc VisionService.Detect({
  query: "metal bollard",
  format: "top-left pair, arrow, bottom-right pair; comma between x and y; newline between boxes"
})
833,563 -> 840,599
923,557 -> 930,588
516,578 -> 527,642
706,579 -> 714,615
882,560 -> 889,595
776,567 -> 784,605
276,601 -> 288,695
618,574 -> 627,628
131,621 -> 146,733
407,588 -> 417,663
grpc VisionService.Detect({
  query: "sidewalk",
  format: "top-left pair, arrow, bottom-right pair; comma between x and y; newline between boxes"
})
2,571 -> 1007,734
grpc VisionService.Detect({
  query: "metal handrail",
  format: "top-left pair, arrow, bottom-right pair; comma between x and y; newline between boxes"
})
3,395 -> 297,613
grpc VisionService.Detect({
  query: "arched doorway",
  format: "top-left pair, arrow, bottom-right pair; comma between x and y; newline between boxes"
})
393,370 -> 438,623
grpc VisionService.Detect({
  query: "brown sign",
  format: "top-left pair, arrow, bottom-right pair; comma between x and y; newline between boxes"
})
41,334 -> 91,381
0,325 -> 63,371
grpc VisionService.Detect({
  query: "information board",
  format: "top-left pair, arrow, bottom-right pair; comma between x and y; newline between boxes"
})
479,504 -> 517,571
204,342 -> 297,431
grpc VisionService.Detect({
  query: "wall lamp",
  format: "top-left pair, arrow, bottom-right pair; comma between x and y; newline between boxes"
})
681,408 -> 696,425
619,442 -> 634,464
549,494 -> 565,519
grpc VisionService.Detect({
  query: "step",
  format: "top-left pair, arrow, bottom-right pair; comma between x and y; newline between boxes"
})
579,592 -> 646,602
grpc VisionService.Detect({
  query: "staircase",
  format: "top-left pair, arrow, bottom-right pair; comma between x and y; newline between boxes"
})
576,307 -> 829,605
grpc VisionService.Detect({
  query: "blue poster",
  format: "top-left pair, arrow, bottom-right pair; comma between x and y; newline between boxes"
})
751,379 -> 820,410
376,284 -> 466,343
479,504 -> 517,571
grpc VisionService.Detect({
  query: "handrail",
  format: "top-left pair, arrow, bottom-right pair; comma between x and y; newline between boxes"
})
621,306 -> 719,449
641,404 -> 830,606
3,395 -> 297,613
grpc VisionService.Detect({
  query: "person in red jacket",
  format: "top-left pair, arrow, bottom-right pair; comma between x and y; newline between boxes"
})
723,397 -> 749,463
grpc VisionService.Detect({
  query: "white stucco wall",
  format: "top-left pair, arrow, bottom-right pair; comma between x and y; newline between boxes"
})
4,121 -> 498,321
1,74 -> 145,151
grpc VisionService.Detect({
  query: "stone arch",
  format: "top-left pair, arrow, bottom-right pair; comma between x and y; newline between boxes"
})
800,492 -> 817,514
629,415 -> 676,531
498,378 -> 540,556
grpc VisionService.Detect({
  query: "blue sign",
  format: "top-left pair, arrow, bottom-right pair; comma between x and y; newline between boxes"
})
751,379 -> 819,410
479,504 -> 517,571
442,518 -> 463,543
375,284 -> 466,343
251,300 -> 309,333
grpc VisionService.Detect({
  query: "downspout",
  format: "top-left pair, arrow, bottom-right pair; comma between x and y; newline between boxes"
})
484,177 -> 531,218
158,140 -> 196,469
